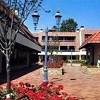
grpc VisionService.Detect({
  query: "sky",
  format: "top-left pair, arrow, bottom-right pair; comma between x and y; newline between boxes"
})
24,0 -> 100,33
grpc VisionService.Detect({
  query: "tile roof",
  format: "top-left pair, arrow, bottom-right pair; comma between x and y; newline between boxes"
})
82,29 -> 100,34
80,32 -> 100,49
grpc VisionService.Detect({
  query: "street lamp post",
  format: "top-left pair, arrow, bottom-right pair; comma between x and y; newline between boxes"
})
43,27 -> 48,82
71,49 -> 73,67
32,10 -> 62,82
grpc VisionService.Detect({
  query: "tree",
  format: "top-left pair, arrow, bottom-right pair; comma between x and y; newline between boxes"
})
60,18 -> 78,32
48,34 -> 60,61
48,26 -> 58,32
52,25 -> 58,31
0,0 -> 43,95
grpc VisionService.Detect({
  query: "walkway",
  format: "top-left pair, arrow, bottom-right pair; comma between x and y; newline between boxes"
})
1,63 -> 100,100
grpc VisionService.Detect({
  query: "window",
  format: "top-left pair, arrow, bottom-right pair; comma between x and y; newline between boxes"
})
69,46 -> 75,51
42,36 -> 45,41
57,36 -> 76,42
35,37 -> 38,41
65,36 -> 75,42
85,34 -> 91,40
48,36 -> 53,41
60,46 -> 67,51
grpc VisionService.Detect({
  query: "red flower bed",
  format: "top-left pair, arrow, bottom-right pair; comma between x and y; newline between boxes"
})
0,82 -> 79,100
47,60 -> 63,68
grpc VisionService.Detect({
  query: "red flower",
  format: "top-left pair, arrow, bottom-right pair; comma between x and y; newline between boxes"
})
24,88 -> 29,93
25,82 -> 31,87
18,93 -> 24,98
58,85 -> 63,90
19,82 -> 24,87
10,83 -> 16,89
45,86 -> 51,92
52,86 -> 60,94
62,92 -> 68,97
27,90 -> 36,99
40,82 -> 48,86
47,60 -> 63,68
0,86 -> 3,90
5,98 -> 13,100
50,95 -> 64,100
17,87 -> 25,94
0,82 -> 79,100
36,90 -> 48,100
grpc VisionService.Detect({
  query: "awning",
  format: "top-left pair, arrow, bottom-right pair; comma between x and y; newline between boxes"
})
16,33 -> 41,52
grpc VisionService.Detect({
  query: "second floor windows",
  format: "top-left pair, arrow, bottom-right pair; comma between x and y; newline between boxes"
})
42,36 -> 76,42
42,46 -> 76,51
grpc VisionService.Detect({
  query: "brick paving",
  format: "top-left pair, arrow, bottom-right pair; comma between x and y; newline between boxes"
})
1,63 -> 100,100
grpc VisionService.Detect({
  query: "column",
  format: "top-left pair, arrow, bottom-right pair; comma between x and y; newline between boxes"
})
26,52 -> 29,66
58,45 -> 60,51
79,26 -> 84,60
79,51 -> 82,61
38,56 -> 41,63
0,51 -> 2,73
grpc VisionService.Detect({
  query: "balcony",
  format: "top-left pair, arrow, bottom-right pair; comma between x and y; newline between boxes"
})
42,36 -> 76,42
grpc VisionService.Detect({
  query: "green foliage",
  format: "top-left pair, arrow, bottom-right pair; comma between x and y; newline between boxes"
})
81,61 -> 92,67
60,20 -> 67,32
60,18 -> 78,32
72,60 -> 85,64
81,61 -> 97,68
48,35 -> 60,56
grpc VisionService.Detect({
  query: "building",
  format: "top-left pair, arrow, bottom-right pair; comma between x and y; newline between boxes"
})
33,27 -> 100,62
0,1 -> 41,73
79,32 -> 100,66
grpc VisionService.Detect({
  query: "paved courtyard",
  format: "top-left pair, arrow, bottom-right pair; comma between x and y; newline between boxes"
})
1,63 -> 100,100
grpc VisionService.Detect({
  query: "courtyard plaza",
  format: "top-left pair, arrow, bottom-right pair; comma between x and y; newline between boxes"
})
0,63 -> 100,100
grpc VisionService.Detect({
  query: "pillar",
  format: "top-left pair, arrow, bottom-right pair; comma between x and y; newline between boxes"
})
79,26 -> 84,60
0,51 -> 2,73
26,52 -> 29,66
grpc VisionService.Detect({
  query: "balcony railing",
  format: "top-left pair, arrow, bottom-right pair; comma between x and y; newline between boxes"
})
41,49 -> 76,52
42,40 -> 75,42
59,50 -> 75,52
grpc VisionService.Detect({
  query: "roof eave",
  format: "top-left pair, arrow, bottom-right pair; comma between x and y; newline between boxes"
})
79,43 -> 89,50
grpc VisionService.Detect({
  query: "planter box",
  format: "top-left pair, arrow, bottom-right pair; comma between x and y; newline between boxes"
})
66,63 -> 81,67
80,66 -> 88,74
87,68 -> 100,74
80,66 -> 100,74
40,67 -> 63,76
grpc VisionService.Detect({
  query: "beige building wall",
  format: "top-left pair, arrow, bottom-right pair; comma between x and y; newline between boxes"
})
33,29 -> 100,61
33,31 -> 80,51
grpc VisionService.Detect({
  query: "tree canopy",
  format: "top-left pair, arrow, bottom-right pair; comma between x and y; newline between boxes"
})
60,18 -> 78,32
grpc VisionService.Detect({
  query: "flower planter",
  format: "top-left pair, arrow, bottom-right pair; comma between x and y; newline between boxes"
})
40,67 -> 63,76
47,60 -> 63,68
0,82 -> 78,100
80,66 -> 88,74
80,66 -> 100,74
41,60 -> 64,76
87,68 -> 100,74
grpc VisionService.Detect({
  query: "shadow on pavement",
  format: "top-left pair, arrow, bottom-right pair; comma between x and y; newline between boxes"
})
0,63 -> 43,85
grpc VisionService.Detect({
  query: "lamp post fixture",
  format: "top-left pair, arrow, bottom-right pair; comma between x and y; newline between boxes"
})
55,10 -> 62,31
32,10 -> 40,30
32,10 -> 62,82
